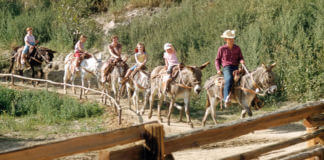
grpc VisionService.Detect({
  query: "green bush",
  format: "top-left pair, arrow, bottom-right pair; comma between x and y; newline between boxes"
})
0,87 -> 104,124
111,0 -> 323,105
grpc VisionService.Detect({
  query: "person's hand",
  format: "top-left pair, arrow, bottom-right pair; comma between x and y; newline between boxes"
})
217,70 -> 222,75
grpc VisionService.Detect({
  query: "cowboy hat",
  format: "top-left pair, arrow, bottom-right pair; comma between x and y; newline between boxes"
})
220,30 -> 235,39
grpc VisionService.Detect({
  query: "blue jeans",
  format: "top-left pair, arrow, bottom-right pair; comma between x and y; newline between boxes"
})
22,42 -> 35,54
130,64 -> 137,71
223,65 -> 238,102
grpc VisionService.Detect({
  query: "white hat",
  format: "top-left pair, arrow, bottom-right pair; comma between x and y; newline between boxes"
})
164,43 -> 172,50
220,30 -> 235,39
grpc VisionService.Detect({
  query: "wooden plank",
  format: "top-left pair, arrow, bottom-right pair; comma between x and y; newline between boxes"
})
269,146 -> 324,160
164,101 -> 324,154
143,123 -> 165,160
220,128 -> 324,160
0,121 -> 158,160
99,141 -> 145,160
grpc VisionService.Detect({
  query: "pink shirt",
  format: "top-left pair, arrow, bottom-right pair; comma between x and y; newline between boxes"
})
164,52 -> 179,66
215,44 -> 244,71
74,40 -> 84,53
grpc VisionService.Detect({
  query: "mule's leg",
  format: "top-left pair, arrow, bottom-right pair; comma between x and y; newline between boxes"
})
31,67 -> 35,86
132,88 -> 139,114
202,106 -> 211,127
240,100 -> 253,119
71,74 -> 76,94
126,84 -> 132,109
167,98 -> 175,126
210,97 -> 219,125
80,75 -> 85,99
148,88 -> 156,119
63,71 -> 69,94
141,89 -> 149,115
184,92 -> 193,128
157,93 -> 164,122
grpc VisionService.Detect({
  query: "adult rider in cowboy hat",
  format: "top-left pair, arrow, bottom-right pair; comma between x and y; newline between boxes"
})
215,30 -> 245,108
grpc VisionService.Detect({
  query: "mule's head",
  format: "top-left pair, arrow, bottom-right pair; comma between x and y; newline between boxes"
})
185,61 -> 210,94
115,59 -> 128,78
37,47 -> 56,64
256,63 -> 277,94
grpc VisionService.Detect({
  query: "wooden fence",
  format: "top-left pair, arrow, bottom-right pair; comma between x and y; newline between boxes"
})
0,73 -> 123,124
0,100 -> 323,160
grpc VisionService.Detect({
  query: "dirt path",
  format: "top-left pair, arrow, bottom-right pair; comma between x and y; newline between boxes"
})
0,74 -> 309,160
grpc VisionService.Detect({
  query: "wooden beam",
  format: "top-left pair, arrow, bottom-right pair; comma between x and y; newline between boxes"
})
220,129 -> 324,160
99,142 -> 145,160
0,121 -> 158,160
143,123 -> 165,160
164,101 -> 324,154
268,146 -> 324,160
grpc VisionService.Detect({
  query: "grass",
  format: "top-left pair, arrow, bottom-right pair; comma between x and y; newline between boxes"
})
0,86 -> 105,137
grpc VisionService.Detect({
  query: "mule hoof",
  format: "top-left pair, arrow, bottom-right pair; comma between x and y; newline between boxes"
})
167,120 -> 170,126
148,113 -> 152,119
189,122 -> 194,128
159,117 -> 163,123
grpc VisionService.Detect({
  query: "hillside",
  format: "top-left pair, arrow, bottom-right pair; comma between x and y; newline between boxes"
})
0,0 -> 323,109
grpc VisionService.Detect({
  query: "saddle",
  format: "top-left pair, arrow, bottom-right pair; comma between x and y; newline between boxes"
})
16,46 -> 35,69
214,66 -> 246,100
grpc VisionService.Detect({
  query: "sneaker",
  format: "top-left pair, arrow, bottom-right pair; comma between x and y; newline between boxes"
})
224,96 -> 231,108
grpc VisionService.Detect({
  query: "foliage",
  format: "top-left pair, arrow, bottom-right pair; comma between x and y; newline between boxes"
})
0,87 -> 104,124
111,0 -> 324,105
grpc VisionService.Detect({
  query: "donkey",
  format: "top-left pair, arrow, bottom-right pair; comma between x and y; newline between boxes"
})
202,63 -> 277,126
125,69 -> 150,115
63,53 -> 102,98
104,58 -> 128,104
148,62 -> 209,128
9,46 -> 55,84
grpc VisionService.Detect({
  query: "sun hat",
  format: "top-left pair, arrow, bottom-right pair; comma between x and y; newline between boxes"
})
220,30 -> 235,39
164,43 -> 172,50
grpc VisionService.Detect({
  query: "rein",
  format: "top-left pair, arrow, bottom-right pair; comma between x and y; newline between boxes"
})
241,64 -> 264,95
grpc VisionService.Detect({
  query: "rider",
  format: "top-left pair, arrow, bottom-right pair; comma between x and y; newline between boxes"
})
74,35 -> 87,71
121,42 -> 147,84
22,27 -> 38,68
163,42 -> 179,93
215,30 -> 245,108
101,35 -> 122,83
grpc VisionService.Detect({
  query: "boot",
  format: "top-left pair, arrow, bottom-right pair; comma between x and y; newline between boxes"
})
224,94 -> 231,108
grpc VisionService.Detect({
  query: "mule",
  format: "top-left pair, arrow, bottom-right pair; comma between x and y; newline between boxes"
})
125,69 -> 150,115
202,63 -> 277,126
9,46 -> 55,85
100,58 -> 128,107
148,62 -> 209,128
63,53 -> 102,99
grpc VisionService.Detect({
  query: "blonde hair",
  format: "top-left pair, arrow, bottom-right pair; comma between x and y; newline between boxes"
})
80,35 -> 87,40
26,27 -> 33,32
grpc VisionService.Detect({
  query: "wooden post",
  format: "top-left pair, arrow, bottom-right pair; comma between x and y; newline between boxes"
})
143,123 -> 165,160
303,114 -> 323,160
11,74 -> 14,86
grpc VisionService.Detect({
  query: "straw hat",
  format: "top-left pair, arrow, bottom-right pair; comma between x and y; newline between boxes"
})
220,30 -> 235,39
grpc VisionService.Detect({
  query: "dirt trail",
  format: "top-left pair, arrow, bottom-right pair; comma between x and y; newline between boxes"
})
0,76 -> 309,160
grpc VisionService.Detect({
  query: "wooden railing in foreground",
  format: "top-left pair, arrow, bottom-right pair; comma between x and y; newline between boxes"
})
0,73 -> 122,124
0,100 -> 322,159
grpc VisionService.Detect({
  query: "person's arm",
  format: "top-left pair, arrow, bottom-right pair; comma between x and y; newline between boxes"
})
109,46 -> 120,58
215,48 -> 222,74
238,47 -> 245,64
77,42 -> 85,52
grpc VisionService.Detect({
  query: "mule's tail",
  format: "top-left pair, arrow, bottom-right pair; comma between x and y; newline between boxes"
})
205,95 -> 210,108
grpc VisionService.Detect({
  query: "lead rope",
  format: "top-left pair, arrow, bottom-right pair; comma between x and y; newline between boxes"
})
242,64 -> 262,93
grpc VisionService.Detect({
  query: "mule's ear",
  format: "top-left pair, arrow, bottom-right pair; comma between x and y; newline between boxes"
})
262,63 -> 266,69
187,66 -> 196,71
269,63 -> 276,70
199,61 -> 210,70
